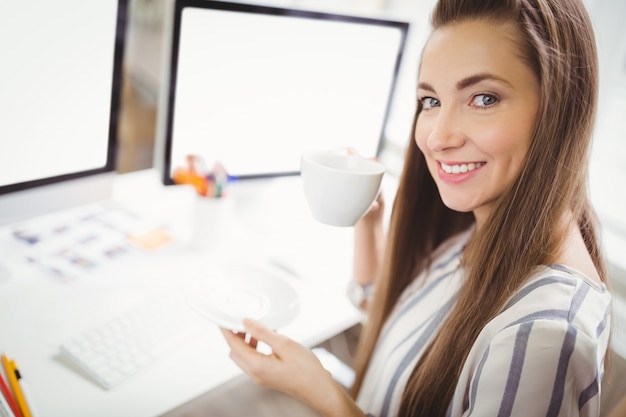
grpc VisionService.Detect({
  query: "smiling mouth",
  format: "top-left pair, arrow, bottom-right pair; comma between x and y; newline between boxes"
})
440,162 -> 485,174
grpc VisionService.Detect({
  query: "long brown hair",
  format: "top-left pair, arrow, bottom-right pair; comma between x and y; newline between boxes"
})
350,0 -> 606,415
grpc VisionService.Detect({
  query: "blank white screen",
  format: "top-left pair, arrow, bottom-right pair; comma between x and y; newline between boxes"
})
0,0 -> 117,187
170,7 -> 405,177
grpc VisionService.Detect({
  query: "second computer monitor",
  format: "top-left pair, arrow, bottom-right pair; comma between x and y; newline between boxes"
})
158,0 -> 409,182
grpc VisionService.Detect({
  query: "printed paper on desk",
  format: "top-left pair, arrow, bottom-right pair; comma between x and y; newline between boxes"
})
1,203 -> 175,284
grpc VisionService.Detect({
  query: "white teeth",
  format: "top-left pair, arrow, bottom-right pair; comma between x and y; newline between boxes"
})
441,162 -> 484,174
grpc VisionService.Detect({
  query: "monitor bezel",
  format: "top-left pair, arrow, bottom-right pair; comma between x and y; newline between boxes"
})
160,0 -> 409,185
0,0 -> 127,196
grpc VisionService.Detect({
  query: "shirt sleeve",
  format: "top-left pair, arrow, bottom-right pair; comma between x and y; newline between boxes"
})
465,319 -> 603,417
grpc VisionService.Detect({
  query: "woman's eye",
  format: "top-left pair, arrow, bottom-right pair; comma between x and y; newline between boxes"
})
420,96 -> 440,109
470,94 -> 498,108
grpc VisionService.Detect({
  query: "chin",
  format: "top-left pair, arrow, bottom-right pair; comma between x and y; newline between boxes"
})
439,197 -> 476,214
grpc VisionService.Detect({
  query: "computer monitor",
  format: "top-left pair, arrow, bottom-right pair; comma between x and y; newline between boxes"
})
156,0 -> 409,183
0,0 -> 127,225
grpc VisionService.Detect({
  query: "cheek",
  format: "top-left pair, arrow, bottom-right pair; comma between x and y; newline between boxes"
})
482,107 -> 536,160
475,121 -> 530,156
479,131 -> 531,181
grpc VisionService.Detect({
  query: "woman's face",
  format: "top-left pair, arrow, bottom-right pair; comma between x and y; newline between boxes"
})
415,19 -> 540,227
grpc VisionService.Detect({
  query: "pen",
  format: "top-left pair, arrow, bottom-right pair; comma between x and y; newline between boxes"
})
11,362 -> 37,417
0,356 -> 21,417
0,390 -> 15,417
1,358 -> 30,417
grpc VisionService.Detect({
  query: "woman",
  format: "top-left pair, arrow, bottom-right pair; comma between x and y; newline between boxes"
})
221,0 -> 612,416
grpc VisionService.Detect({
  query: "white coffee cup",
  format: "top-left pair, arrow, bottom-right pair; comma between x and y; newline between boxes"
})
300,150 -> 385,227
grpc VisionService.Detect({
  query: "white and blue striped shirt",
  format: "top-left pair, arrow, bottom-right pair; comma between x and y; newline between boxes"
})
356,229 -> 612,417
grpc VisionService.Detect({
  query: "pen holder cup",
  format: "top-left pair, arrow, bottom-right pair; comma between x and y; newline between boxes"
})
192,196 -> 233,252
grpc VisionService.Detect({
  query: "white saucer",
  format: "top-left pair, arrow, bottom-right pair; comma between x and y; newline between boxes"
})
184,263 -> 300,332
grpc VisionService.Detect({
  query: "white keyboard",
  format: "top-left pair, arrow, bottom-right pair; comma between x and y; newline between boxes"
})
60,295 -> 194,389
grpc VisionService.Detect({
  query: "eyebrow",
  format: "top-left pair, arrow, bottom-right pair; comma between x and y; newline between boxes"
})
417,73 -> 513,93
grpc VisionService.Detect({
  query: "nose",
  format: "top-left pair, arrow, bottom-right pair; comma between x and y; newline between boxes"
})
421,107 -> 466,152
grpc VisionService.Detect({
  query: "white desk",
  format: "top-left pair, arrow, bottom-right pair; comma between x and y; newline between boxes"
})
0,169 -> 366,417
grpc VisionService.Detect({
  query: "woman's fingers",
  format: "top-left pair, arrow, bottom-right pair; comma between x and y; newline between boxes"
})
220,320 -> 282,363
220,327 -> 245,349
248,336 -> 258,349
242,318 -> 288,351
220,321 -> 336,405
220,327 -> 267,380
220,321 -> 291,388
